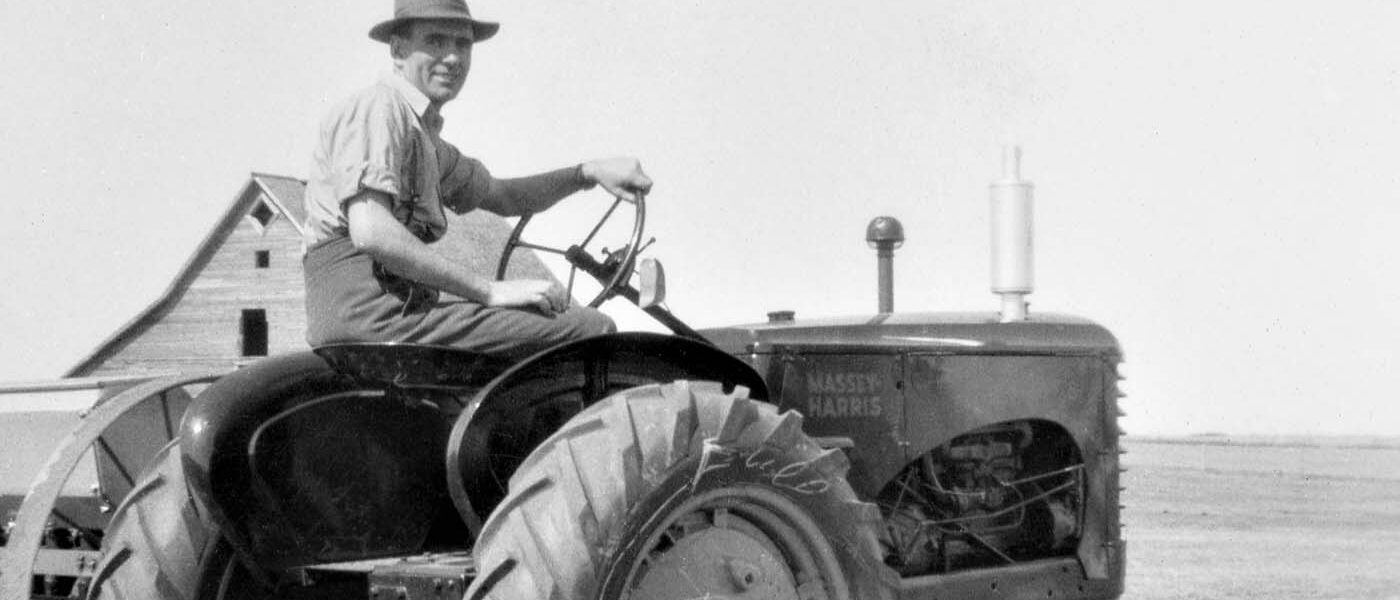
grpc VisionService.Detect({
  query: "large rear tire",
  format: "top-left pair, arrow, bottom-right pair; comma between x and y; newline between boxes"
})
86,439 -> 402,600
85,442 -> 242,600
465,380 -> 895,600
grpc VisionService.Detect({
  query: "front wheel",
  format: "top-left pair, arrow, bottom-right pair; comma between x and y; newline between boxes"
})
465,380 -> 895,600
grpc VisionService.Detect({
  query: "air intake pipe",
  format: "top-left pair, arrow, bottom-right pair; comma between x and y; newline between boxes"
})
866,216 -> 905,313
990,146 -> 1034,322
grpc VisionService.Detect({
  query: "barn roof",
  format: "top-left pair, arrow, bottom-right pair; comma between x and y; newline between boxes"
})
66,174 -> 558,377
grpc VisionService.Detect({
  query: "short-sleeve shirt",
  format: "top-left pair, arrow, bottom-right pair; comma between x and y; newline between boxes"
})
298,73 -> 617,353
302,73 -> 496,249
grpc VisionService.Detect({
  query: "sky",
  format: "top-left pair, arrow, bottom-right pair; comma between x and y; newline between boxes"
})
1,1 -> 1398,436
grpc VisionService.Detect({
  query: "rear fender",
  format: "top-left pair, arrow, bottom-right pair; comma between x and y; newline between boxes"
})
180,350 -> 472,573
446,332 -> 767,532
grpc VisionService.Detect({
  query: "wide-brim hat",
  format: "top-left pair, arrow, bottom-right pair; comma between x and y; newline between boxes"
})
369,0 -> 499,44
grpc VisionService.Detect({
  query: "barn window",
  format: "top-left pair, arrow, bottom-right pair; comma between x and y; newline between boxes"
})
249,201 -> 276,227
255,250 -> 270,268
241,309 -> 268,356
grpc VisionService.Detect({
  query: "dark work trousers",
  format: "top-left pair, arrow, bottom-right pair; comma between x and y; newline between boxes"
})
304,236 -> 616,360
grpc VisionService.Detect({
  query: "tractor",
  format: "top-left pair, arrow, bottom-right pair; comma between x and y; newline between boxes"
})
0,149 -> 1125,599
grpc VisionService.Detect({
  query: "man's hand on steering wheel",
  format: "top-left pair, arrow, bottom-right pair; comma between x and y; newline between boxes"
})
485,279 -> 567,314
497,157 -> 651,309
580,157 -> 653,203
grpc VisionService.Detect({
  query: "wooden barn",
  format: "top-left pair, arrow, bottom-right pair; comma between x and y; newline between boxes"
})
66,173 -> 554,378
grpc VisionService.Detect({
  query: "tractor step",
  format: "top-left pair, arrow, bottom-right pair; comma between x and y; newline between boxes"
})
298,551 -> 476,600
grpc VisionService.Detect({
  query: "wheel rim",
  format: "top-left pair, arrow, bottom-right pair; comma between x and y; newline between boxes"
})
0,372 -> 225,600
611,486 -> 852,600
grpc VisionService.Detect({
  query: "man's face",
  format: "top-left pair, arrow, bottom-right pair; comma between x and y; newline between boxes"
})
392,20 -> 474,107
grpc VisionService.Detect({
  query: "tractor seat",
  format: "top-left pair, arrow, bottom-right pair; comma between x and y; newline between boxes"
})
313,342 -> 512,391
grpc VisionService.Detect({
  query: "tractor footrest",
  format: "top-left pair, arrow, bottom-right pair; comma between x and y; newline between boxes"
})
297,551 -> 477,600
367,552 -> 475,600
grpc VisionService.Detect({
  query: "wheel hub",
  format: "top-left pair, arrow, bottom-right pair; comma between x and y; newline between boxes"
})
631,511 -> 800,600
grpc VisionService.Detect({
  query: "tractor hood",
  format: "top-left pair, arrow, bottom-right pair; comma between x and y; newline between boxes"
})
700,312 -> 1121,357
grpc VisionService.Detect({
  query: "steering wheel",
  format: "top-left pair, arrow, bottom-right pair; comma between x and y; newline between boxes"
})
495,192 -> 646,308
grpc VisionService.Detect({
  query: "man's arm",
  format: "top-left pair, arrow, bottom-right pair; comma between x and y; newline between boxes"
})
345,190 -> 566,312
472,157 -> 654,216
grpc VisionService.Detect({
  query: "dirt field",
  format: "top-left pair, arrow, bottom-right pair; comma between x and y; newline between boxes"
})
1121,436 -> 1400,599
